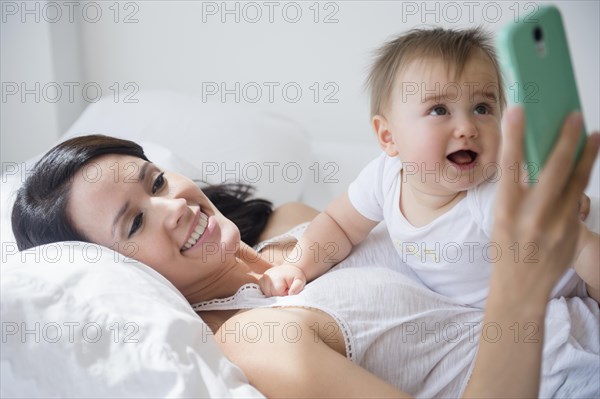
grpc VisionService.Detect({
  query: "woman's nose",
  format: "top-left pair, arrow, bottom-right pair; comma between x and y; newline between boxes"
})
157,197 -> 188,230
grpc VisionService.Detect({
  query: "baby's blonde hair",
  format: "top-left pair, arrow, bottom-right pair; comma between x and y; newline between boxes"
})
366,27 -> 506,118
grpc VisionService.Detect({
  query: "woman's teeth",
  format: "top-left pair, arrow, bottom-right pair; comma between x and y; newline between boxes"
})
182,213 -> 209,250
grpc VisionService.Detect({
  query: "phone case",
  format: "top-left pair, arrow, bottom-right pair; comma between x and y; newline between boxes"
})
497,5 -> 586,182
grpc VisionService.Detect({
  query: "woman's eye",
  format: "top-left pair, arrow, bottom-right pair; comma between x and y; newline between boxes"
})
429,105 -> 448,116
129,213 -> 143,237
152,172 -> 165,194
474,104 -> 490,115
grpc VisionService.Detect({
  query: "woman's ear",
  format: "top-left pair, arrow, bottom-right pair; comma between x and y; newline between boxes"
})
372,115 -> 398,157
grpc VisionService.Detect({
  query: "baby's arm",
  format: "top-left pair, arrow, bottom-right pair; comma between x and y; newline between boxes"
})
259,193 -> 379,296
573,223 -> 600,302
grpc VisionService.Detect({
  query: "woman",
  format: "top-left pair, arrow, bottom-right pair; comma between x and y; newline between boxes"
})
12,108 -> 600,398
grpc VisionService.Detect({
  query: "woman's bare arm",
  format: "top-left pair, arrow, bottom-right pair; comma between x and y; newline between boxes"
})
215,307 -> 409,399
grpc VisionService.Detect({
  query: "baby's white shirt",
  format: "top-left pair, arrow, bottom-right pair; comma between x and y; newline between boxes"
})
348,152 -> 586,307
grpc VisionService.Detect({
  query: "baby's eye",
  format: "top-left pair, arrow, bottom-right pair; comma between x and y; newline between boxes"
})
129,213 -> 143,237
474,104 -> 490,115
152,172 -> 166,194
428,105 -> 448,116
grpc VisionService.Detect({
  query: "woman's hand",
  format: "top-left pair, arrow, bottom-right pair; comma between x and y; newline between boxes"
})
489,109 -> 599,305
463,108 -> 599,399
258,263 -> 307,296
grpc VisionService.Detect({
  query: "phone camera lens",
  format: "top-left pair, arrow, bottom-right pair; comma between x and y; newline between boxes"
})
533,26 -> 543,42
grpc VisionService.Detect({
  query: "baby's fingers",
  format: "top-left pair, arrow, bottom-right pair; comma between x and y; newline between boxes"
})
258,276 -> 274,297
288,278 -> 306,296
271,278 -> 289,297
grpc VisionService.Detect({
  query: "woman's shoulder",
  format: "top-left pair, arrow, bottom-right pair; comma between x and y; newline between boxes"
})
258,202 -> 319,242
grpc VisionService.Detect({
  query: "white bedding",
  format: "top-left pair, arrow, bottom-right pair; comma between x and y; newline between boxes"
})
3,228 -> 599,397
1,243 -> 264,398
2,91 -> 599,397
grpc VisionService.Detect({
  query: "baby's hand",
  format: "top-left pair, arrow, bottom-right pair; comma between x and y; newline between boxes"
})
579,193 -> 591,221
258,264 -> 307,297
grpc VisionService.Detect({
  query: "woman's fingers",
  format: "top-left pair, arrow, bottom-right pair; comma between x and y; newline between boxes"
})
490,109 -> 599,298
565,132 -> 600,207
536,112 -> 585,198
497,107 -> 526,209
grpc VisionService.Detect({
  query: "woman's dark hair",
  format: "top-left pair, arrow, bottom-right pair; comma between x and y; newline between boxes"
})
11,134 -> 273,251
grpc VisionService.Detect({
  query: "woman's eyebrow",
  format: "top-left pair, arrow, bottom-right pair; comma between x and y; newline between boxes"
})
111,162 -> 151,238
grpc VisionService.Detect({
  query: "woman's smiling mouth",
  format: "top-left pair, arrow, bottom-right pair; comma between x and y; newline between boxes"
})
181,212 -> 209,251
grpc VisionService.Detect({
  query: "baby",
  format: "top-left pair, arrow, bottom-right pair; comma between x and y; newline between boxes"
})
259,27 -> 599,307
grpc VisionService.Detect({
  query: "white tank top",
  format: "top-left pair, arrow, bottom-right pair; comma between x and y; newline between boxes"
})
192,224 -> 600,398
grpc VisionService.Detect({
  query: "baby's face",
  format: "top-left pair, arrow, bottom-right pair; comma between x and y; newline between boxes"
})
379,51 -> 502,195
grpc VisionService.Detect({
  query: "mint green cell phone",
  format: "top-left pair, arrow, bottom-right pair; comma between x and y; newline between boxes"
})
497,5 -> 587,182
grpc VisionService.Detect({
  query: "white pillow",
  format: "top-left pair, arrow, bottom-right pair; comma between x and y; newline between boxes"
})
0,242 -> 265,398
60,90 -> 311,207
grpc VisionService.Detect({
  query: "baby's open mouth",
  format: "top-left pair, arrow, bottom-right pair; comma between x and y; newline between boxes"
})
447,150 -> 478,165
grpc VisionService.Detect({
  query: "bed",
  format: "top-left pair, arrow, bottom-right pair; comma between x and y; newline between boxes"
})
1,91 -> 599,397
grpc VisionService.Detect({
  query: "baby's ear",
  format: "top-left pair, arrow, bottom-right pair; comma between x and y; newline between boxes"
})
372,115 -> 398,157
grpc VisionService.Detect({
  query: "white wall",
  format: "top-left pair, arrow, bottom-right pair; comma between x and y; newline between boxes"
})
1,5 -> 59,165
1,0 -> 84,166
2,0 -> 599,194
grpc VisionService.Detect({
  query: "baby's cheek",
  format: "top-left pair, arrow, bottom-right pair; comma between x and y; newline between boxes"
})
406,137 -> 441,161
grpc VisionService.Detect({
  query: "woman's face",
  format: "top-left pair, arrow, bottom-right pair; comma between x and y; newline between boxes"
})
67,154 -> 241,296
